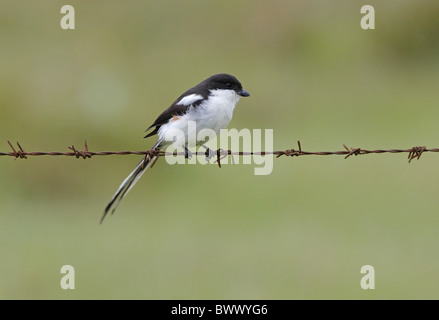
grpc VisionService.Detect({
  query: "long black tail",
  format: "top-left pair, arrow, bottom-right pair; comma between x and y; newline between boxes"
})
101,155 -> 157,223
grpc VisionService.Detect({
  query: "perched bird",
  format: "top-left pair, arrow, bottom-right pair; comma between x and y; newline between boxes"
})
101,73 -> 250,223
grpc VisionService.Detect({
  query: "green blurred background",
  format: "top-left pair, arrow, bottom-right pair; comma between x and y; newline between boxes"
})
1,0 -> 439,299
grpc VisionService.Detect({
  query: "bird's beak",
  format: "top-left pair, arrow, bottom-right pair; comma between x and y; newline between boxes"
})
238,89 -> 250,97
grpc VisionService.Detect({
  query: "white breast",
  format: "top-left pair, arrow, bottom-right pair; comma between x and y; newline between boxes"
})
158,89 -> 241,148
191,89 -> 241,133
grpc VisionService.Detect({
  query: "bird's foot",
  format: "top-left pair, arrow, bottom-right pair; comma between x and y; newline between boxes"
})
202,145 -> 215,162
184,147 -> 192,159
202,146 -> 228,163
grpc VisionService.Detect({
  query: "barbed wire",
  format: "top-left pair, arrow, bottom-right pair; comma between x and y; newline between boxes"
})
1,140 -> 436,167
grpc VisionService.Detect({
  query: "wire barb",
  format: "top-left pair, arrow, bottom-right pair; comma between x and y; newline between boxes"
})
276,140 -> 303,158
343,144 -> 362,159
216,149 -> 222,168
408,146 -> 426,163
7,141 -> 27,159
144,148 -> 161,168
68,141 -> 91,159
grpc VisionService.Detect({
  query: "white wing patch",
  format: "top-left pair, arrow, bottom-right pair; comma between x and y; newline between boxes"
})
177,94 -> 203,106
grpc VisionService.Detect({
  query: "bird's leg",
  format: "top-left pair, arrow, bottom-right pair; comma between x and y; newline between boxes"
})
184,146 -> 192,159
202,145 -> 228,163
202,145 -> 215,162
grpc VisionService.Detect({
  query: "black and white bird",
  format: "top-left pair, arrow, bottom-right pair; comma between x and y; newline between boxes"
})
101,73 -> 250,223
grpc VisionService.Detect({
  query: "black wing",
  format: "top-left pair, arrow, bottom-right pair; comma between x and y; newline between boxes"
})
144,85 -> 209,139
144,104 -> 190,138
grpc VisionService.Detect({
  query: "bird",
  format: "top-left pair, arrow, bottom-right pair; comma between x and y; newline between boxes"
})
101,73 -> 250,223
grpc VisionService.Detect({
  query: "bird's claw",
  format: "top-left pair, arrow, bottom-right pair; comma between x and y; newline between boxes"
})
184,147 -> 192,159
202,146 -> 228,163
202,145 -> 215,162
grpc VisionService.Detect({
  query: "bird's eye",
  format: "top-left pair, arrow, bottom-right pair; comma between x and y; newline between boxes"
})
226,82 -> 232,88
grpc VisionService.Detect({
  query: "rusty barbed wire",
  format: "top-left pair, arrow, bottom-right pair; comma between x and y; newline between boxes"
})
1,140 -> 439,166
